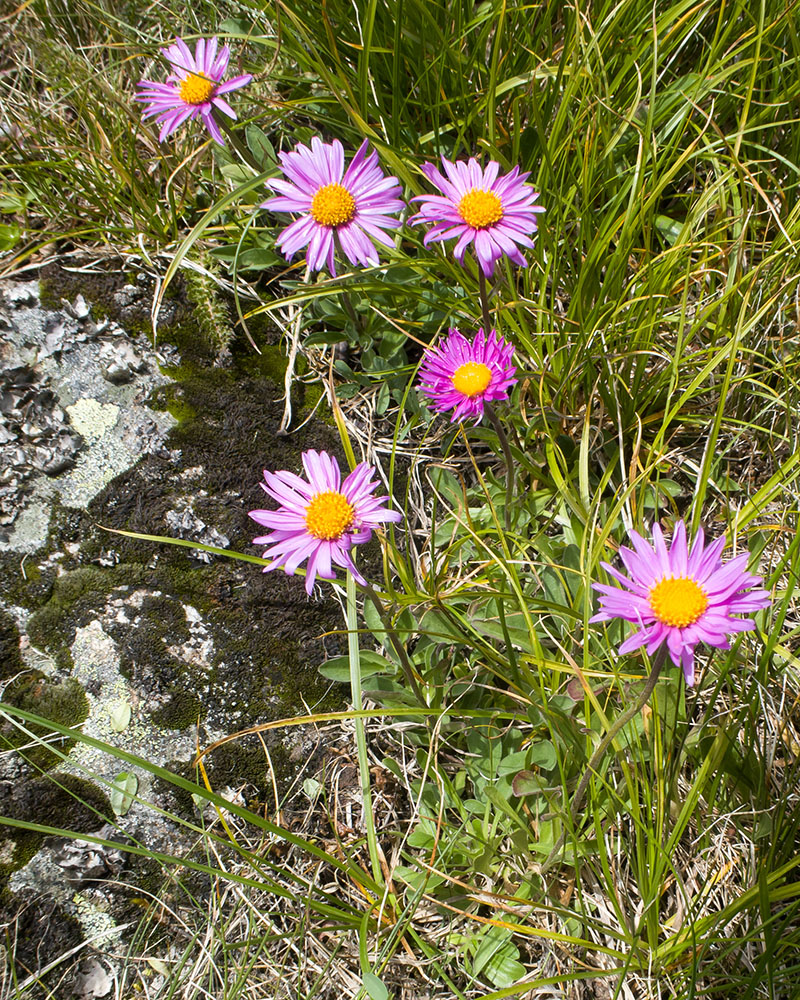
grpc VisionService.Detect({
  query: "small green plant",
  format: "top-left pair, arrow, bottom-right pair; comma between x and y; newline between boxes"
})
184,252 -> 236,357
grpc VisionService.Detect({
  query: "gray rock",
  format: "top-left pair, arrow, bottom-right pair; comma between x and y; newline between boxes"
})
0,281 -> 175,551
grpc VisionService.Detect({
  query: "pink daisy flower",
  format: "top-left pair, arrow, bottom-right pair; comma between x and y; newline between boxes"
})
260,138 -> 405,276
249,450 -> 402,594
136,36 -> 252,146
590,521 -> 771,686
410,157 -> 544,277
418,327 -> 517,424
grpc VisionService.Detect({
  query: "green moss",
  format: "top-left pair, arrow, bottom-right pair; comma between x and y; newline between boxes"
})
0,550 -> 56,612
202,741 -> 270,791
164,391 -> 197,424
0,832 -> 42,881
301,381 -> 325,416
0,773 -> 113,855
0,610 -> 24,682
26,565 -> 140,661
161,739 -> 277,818
236,341 -> 288,383
151,691 -> 203,730
112,593 -> 191,684
39,263 -> 190,344
0,887 -> 85,986
1,674 -> 89,771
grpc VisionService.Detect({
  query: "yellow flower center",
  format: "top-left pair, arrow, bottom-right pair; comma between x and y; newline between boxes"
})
452,361 -> 493,397
179,73 -> 216,105
649,576 -> 709,628
310,183 -> 357,227
305,491 -> 355,540
458,189 -> 504,229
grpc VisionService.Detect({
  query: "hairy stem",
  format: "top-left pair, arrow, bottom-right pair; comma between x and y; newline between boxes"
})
347,570 -> 382,885
484,402 -> 514,530
478,269 -> 493,335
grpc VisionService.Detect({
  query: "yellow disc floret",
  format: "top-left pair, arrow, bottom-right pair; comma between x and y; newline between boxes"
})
457,189 -> 504,229
305,491 -> 355,540
179,73 -> 216,105
452,361 -> 493,398
310,183 -> 357,227
649,576 -> 709,628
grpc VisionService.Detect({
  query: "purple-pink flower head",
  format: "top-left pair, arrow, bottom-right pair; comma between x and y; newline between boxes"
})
260,138 -> 405,277
410,157 -> 544,278
590,520 -> 770,687
418,327 -> 517,425
136,36 -> 252,146
249,450 -> 402,594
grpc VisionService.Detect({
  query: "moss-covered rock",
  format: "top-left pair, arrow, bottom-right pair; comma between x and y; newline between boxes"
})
0,889 -> 84,988
0,610 -> 24,682
1,674 -> 89,771
2,265 -> 350,915
1,772 -> 113,837
26,565 -> 142,669
0,548 -> 56,612
151,690 -> 203,730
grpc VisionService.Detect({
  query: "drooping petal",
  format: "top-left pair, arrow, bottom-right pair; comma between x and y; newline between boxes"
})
411,156 -> 543,275
137,35 -> 251,146
591,519 -> 770,687
260,137 -> 404,276
250,450 -> 402,592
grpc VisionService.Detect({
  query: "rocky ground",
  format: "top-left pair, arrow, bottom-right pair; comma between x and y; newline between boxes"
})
0,271 -> 351,997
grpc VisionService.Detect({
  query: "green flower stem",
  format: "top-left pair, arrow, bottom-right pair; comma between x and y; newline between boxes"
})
478,269 -> 493,335
361,581 -> 426,706
484,402 -> 514,531
541,645 -> 668,874
215,113 -> 264,174
347,569 -> 383,886
477,271 -> 517,526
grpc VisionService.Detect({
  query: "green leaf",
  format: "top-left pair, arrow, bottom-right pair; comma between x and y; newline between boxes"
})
0,223 -> 20,252
146,958 -> 170,975
220,163 -> 252,183
236,247 -> 280,270
482,950 -> 527,988
0,192 -> 33,213
375,381 -> 391,415
471,927 -> 512,977
302,777 -> 322,802
529,740 -> 557,771
512,769 -> 547,797
362,972 -> 389,1000
496,750 -> 529,778
318,651 -> 395,682
427,466 -> 463,507
110,772 -> 138,815
391,864 -> 445,891
305,329 -> 349,347
246,125 -> 276,169
108,701 -> 131,732
219,16 -> 253,34
655,214 -> 683,246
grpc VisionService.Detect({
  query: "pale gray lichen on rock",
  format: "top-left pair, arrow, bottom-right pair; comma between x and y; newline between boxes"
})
0,279 -> 176,551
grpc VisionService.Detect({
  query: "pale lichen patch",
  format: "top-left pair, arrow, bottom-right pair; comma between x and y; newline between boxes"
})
65,398 -> 119,442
